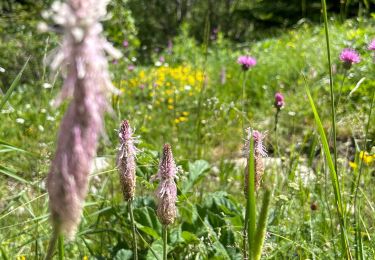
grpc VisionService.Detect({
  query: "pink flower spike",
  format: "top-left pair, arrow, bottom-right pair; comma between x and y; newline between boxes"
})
237,55 -> 256,71
339,48 -> 360,69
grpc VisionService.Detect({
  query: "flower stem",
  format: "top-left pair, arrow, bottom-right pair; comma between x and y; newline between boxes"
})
241,72 -> 248,132
128,200 -> 138,260
321,0 -> 338,174
58,235 -> 64,260
44,229 -> 58,260
163,226 -> 168,260
335,69 -> 347,111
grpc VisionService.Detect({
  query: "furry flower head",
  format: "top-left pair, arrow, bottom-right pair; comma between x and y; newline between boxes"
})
154,144 -> 178,225
243,128 -> 267,194
117,120 -> 137,201
45,0 -> 121,239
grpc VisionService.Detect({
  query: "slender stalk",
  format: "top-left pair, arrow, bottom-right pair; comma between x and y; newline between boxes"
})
241,72 -> 248,132
58,235 -> 64,260
274,109 -> 280,132
128,201 -> 138,260
44,230 -> 58,260
320,0 -> 338,174
162,226 -> 168,260
335,69 -> 347,111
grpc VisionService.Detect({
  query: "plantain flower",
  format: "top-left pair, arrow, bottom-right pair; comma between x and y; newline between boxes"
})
153,144 -> 177,226
243,128 -> 267,195
117,120 -> 137,201
45,0 -> 121,239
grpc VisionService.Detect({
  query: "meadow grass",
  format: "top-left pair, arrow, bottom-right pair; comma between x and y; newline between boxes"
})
0,14 -> 374,259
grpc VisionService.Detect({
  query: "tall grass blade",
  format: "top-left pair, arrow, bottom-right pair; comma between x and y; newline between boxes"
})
253,189 -> 271,260
320,0 -> 338,174
0,165 -> 29,184
305,86 -> 351,259
246,137 -> 256,259
0,245 -> 9,260
0,56 -> 30,111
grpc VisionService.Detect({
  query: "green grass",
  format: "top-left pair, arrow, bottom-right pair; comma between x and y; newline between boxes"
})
0,17 -> 374,259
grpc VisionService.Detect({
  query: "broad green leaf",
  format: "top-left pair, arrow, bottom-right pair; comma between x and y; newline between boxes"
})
136,224 -> 160,240
181,231 -> 199,243
146,240 -> 163,260
114,249 -> 133,260
182,160 -> 210,193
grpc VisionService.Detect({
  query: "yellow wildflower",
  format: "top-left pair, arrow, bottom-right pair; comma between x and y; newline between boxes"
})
359,151 -> 374,165
182,111 -> 189,116
179,116 -> 188,122
349,161 -> 357,170
168,105 -> 174,110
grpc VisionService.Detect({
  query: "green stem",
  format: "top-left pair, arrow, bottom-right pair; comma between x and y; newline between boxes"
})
58,235 -> 64,260
128,201 -> 138,260
274,109 -> 280,132
163,226 -> 168,260
335,69 -> 347,111
321,0 -> 338,175
241,72 -> 248,132
44,229 -> 58,260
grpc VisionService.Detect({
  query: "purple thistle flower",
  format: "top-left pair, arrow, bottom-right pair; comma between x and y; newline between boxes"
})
117,120 -> 137,201
339,48 -> 360,69
128,64 -> 135,71
153,144 -> 177,226
237,55 -> 256,71
123,40 -> 129,48
274,92 -> 285,109
243,128 -> 267,194
368,39 -> 375,51
45,0 -> 121,239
